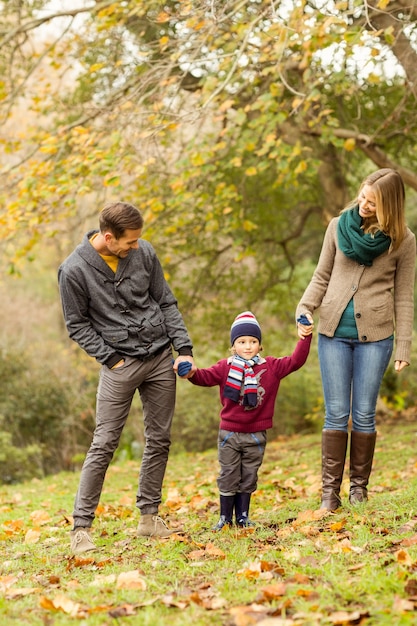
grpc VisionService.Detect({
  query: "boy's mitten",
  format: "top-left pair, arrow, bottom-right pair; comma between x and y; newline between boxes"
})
297,314 -> 311,326
177,361 -> 192,377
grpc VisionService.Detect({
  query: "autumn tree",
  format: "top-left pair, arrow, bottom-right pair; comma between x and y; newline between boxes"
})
1,0 -> 417,326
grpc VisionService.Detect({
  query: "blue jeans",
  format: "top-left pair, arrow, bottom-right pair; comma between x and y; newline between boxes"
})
318,334 -> 393,433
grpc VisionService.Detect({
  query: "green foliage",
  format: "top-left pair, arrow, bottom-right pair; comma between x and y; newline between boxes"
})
1,0 -> 417,482
172,383 -> 220,453
0,348 -> 97,483
0,426 -> 43,483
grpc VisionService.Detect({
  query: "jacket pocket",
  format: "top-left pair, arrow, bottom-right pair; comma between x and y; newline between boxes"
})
102,329 -> 129,344
370,296 -> 393,325
140,311 -> 166,343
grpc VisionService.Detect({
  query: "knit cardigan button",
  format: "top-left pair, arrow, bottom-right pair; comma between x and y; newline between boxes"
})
361,335 -> 367,341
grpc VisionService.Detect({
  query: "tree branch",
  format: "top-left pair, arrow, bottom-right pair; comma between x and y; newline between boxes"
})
0,1 -> 115,48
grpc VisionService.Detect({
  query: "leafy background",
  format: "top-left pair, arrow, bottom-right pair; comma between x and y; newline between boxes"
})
0,1 -> 417,478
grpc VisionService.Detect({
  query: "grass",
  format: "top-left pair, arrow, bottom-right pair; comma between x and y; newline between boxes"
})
2,417 -> 417,624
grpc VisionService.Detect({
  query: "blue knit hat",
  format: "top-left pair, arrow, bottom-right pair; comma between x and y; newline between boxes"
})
230,311 -> 262,345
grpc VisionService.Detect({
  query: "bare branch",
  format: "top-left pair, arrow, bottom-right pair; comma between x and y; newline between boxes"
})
0,1 -> 115,48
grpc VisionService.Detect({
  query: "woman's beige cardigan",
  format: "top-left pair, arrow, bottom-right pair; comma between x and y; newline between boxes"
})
296,217 -> 416,364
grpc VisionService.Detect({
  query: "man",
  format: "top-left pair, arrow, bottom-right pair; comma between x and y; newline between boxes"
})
58,201 -> 195,554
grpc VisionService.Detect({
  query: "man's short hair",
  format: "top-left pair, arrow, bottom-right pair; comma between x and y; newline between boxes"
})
99,202 -> 144,238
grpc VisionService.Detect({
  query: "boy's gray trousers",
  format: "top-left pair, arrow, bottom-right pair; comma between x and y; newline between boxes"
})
217,429 -> 267,496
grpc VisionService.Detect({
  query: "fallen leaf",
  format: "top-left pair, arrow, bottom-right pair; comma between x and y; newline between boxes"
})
24,529 -> 41,544
205,543 -> 226,559
395,549 -> 413,566
258,582 -> 287,600
401,534 -> 417,547
328,609 -> 366,624
89,574 -> 117,587
30,510 -> 51,526
6,587 -> 42,598
393,595 -> 415,612
39,593 -> 82,616
329,520 -> 346,532
405,579 -> 417,595
398,520 -> 417,533
108,603 -> 138,617
0,575 -> 19,591
347,563 -> 366,571
116,571 -> 146,590
161,593 -> 189,609
229,602 -> 269,625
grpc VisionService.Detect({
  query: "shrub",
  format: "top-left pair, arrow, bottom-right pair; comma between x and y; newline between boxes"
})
0,349 -> 96,483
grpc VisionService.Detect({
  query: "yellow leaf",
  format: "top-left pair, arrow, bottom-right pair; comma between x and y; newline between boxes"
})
104,175 -> 121,187
395,549 -> 413,566
90,63 -> 105,73
294,160 -> 307,175
72,126 -> 89,135
242,220 -> 258,232
219,99 -> 235,112
245,166 -> 257,177
344,138 -> 356,152
156,11 -> 170,22
292,97 -> 304,110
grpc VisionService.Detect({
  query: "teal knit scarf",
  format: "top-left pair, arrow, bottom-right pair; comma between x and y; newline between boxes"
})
337,206 -> 391,266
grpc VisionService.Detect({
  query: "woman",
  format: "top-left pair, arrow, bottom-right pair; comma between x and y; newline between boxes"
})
296,168 -> 416,510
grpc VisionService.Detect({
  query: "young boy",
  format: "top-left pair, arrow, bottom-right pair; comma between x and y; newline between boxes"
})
186,311 -> 312,530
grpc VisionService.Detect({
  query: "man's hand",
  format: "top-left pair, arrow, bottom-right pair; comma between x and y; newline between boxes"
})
111,359 -> 125,369
173,356 -> 196,378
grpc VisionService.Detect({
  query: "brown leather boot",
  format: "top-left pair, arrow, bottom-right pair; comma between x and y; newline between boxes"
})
349,431 -> 377,504
320,430 -> 348,511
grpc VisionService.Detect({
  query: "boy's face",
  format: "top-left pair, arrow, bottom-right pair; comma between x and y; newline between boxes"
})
233,335 -> 260,360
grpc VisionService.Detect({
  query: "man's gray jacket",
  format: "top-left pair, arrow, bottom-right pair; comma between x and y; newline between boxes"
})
58,230 -> 193,368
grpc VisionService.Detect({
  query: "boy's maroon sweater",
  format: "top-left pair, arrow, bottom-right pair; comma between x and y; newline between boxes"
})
189,335 -> 312,433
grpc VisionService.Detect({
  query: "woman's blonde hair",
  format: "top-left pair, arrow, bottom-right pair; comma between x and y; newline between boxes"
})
342,168 -> 406,251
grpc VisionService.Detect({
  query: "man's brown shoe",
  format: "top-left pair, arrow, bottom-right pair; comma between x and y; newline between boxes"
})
70,527 -> 96,554
137,515 -> 176,538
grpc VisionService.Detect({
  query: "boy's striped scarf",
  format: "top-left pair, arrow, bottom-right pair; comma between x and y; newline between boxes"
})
223,354 -> 260,407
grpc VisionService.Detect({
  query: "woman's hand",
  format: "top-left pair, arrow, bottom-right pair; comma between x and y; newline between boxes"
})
297,313 -> 314,340
394,360 -> 409,372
